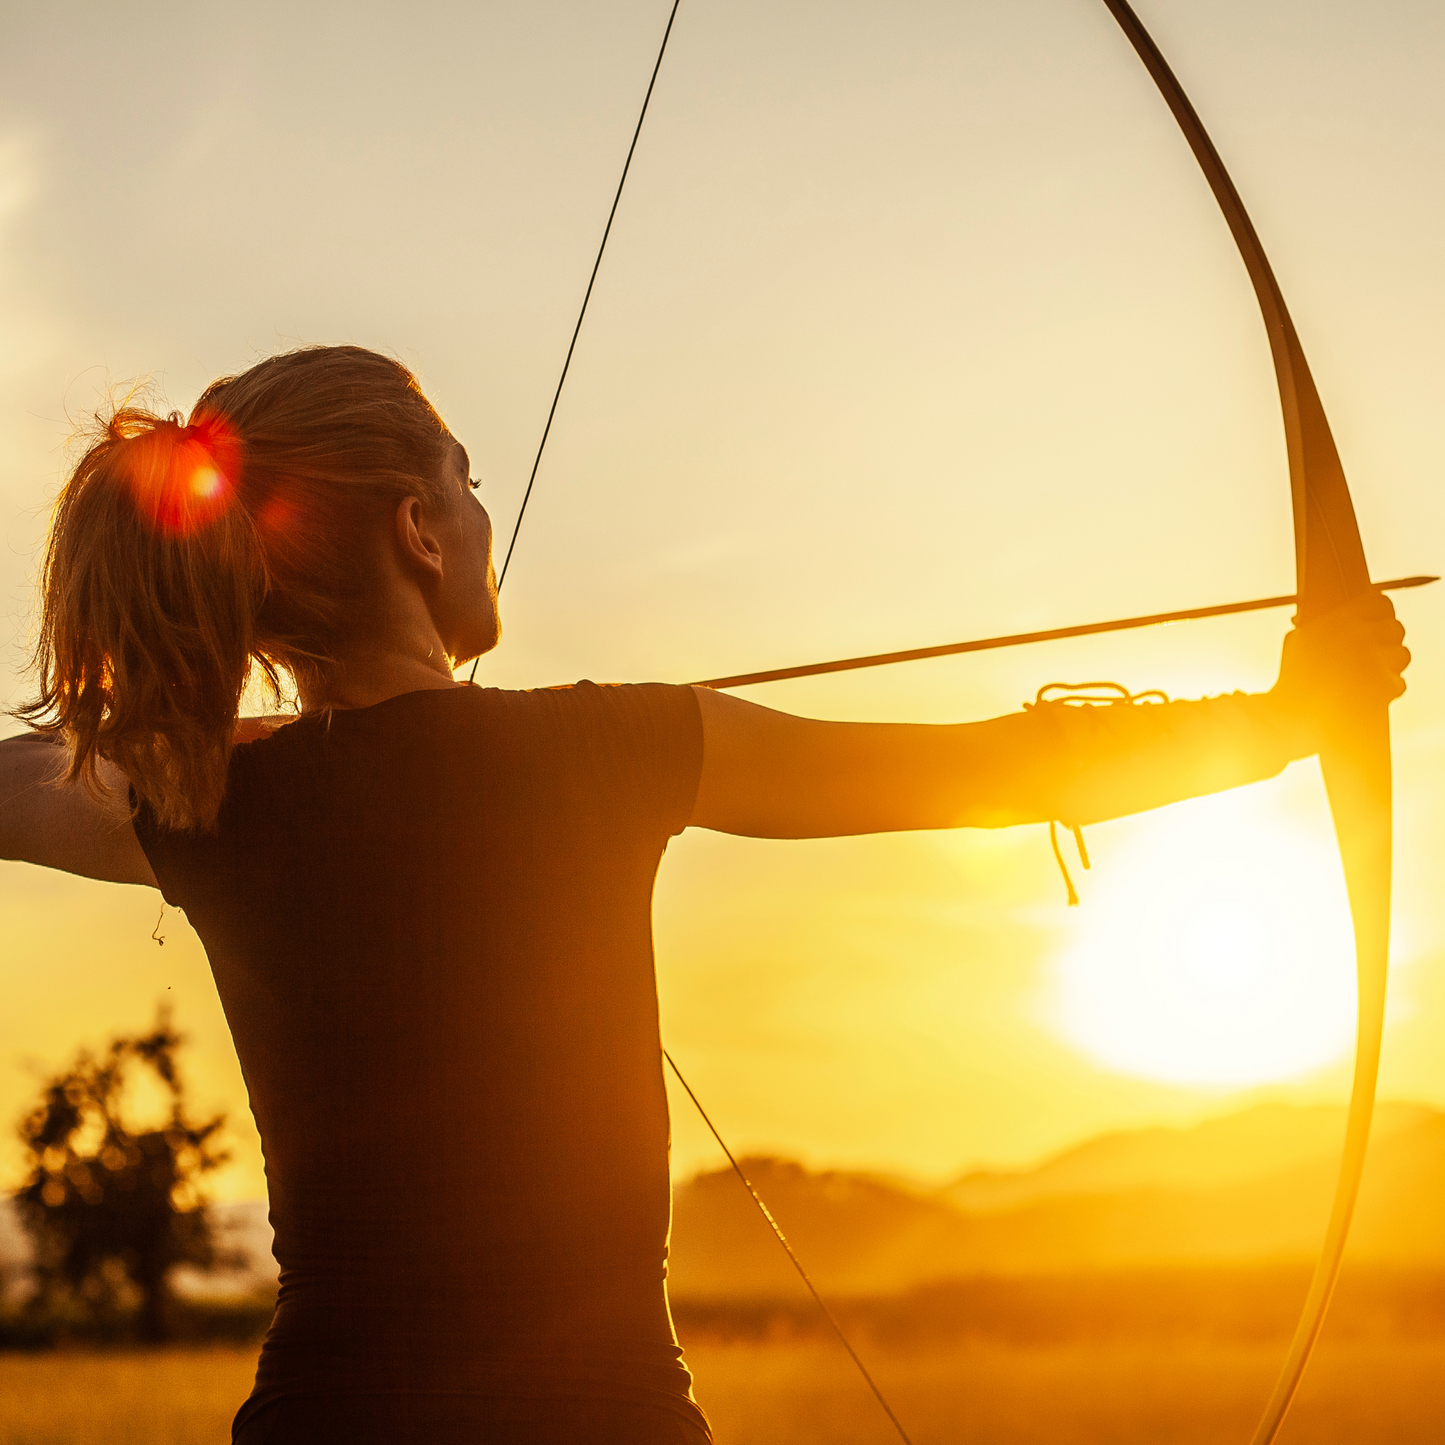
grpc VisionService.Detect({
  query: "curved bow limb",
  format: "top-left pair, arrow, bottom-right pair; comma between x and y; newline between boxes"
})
1097,4 -> 1392,1441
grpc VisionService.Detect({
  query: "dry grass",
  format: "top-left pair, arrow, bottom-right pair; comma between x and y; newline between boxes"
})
0,1347 -> 259,1445
689,1338 -> 1445,1443
1,1339 -> 1443,1443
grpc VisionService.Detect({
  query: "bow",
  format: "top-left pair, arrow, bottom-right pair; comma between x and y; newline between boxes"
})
487,5 -> 1394,1440
1098,7 -> 1392,1440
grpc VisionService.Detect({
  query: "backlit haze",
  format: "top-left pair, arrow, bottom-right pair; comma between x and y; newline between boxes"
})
2,0 -> 1443,1202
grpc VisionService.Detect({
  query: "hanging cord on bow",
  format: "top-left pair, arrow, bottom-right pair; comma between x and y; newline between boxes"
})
664,1050 -> 916,1445
1028,682 -> 1169,906
467,0 -> 682,687
1048,820 -> 1090,908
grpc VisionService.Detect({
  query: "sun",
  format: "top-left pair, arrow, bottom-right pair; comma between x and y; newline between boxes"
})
1045,782 -> 1358,1088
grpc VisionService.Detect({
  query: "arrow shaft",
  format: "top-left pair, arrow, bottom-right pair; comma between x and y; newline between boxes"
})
691,575 -> 1434,690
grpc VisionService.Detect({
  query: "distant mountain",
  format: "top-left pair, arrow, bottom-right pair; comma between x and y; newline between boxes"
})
6,1102 -> 1441,1304
667,1103 -> 1445,1297
941,1102 -> 1436,1211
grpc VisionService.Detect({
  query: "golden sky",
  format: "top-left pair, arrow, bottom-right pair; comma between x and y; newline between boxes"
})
1,0 -> 1443,1201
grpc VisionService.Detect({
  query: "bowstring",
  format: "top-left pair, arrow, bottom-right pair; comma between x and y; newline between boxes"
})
474,7 -> 914,1437
467,0 -> 682,688
665,1051 -> 915,1445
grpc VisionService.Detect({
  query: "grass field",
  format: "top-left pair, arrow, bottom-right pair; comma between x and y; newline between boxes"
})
1,1338 -> 1443,1444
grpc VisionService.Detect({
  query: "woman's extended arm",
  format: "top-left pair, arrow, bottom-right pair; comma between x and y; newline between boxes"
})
689,593 -> 1409,839
0,716 -> 301,884
0,733 -> 157,886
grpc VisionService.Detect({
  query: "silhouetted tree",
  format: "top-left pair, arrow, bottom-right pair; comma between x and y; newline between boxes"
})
13,1006 -> 229,1341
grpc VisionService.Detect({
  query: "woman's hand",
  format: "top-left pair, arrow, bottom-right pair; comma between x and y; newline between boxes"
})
1269,591 -> 1410,753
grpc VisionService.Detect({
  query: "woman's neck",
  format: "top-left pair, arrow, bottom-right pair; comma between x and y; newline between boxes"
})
298,640 -> 463,714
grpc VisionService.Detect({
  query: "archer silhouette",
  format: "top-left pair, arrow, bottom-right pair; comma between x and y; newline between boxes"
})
0,345 -> 1408,1443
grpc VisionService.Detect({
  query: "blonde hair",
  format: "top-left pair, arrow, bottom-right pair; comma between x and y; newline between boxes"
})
19,345 -> 453,830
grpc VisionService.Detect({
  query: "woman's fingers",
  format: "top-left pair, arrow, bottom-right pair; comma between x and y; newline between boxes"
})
1274,591 -> 1411,720
1348,595 -> 1410,700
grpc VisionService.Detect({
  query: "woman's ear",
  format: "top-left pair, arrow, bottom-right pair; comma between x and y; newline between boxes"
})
393,496 -> 445,580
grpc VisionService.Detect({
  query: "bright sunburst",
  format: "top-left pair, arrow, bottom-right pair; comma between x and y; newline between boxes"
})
1046,782 -> 1358,1087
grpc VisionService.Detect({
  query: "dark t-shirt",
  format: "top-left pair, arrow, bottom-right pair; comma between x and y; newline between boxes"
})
132,682 -> 705,1426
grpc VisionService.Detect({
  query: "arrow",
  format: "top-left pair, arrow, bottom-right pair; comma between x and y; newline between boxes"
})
691,575 -> 1435,690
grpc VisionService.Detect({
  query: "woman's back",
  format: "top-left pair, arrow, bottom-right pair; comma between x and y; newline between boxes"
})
132,682 -> 708,1432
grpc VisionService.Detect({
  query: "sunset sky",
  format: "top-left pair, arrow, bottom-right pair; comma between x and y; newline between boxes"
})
1,0 -> 1443,1202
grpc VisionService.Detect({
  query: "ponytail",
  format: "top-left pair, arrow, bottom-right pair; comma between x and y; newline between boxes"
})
19,408 -> 269,830
18,346 -> 453,831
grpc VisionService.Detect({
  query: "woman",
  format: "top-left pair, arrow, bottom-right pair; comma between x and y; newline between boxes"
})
0,345 -> 1409,1443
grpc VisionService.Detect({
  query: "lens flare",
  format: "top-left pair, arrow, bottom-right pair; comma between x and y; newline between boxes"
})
189,466 -> 225,500
258,495 -> 296,533
125,415 -> 240,535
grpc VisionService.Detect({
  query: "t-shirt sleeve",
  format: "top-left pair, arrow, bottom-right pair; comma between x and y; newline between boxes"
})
562,682 -> 704,839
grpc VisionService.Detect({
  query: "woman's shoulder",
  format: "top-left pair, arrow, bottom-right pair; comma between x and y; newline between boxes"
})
233,714 -> 298,745
502,680 -> 701,733
229,681 -> 699,756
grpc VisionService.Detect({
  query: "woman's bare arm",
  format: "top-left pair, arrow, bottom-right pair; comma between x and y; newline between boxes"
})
0,734 -> 157,886
689,691 -> 1056,836
689,593 -> 1409,839
0,716 -> 298,884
